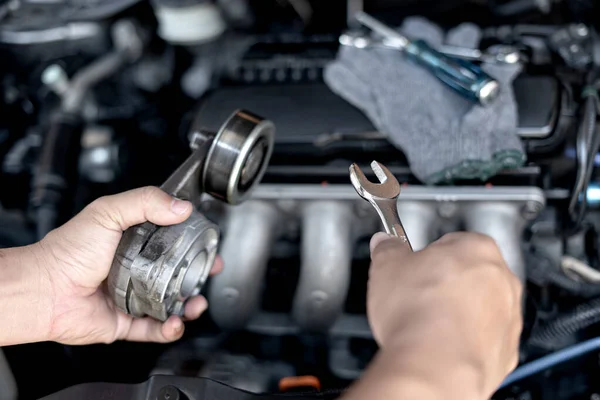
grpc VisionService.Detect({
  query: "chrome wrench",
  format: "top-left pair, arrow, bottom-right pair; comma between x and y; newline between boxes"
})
349,161 -> 413,251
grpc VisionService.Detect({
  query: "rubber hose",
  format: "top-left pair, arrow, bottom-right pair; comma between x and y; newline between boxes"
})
499,336 -> 600,389
569,95 -> 597,216
546,268 -> 600,297
529,297 -> 600,349
30,113 -> 83,240
527,255 -> 600,297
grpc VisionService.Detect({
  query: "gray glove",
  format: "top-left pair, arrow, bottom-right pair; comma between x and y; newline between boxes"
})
324,17 -> 526,184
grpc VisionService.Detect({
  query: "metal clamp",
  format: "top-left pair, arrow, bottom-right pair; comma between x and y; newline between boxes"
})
108,109 -> 275,321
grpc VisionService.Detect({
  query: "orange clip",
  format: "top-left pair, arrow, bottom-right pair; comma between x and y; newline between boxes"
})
279,375 -> 321,392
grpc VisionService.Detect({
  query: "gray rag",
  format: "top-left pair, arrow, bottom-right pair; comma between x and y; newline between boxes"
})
324,17 -> 526,184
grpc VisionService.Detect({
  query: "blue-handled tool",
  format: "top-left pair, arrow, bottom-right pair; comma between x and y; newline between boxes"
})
354,12 -> 500,106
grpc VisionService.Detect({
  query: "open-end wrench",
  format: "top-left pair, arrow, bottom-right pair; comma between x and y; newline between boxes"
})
349,161 -> 413,251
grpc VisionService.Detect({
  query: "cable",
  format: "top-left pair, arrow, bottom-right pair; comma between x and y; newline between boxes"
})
529,297 -> 600,349
504,338 -> 599,389
499,336 -> 600,389
568,89 -> 600,233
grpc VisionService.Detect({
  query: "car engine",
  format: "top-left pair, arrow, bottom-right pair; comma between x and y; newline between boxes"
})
2,0 -> 600,399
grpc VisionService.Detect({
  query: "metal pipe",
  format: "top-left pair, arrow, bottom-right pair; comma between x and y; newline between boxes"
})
61,51 -> 128,114
208,201 -> 279,330
397,201 -> 437,251
292,201 -> 354,332
62,20 -> 143,114
462,202 -> 527,283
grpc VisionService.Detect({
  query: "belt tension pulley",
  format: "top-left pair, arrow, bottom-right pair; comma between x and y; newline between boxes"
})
108,109 -> 275,321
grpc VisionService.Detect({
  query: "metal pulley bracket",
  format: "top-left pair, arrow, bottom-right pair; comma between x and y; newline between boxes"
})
108,109 -> 275,321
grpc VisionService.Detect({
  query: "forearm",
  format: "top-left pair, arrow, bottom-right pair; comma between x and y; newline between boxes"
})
341,348 -> 487,400
0,244 -> 53,346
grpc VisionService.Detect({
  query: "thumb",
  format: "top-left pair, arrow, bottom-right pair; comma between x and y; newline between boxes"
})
82,186 -> 192,232
369,232 -> 414,263
370,232 -> 395,254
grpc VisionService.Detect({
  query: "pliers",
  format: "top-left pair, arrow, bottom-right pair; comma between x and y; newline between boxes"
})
349,161 -> 413,251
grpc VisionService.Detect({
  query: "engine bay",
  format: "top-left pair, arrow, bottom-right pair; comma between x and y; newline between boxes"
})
2,0 -> 600,399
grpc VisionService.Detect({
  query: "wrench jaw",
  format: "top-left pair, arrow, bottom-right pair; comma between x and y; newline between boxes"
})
369,161 -> 401,196
349,163 -> 368,199
349,160 -> 414,251
348,161 -> 401,201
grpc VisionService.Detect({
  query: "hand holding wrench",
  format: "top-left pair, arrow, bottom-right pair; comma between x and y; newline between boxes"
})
349,161 -> 413,251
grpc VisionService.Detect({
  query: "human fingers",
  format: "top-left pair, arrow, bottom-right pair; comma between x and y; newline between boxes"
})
369,232 -> 413,264
210,255 -> 224,276
119,314 -> 185,343
82,186 -> 192,233
183,296 -> 209,321
369,232 -> 394,254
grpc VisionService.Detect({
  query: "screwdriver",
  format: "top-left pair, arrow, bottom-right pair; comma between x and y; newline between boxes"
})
354,11 -> 500,106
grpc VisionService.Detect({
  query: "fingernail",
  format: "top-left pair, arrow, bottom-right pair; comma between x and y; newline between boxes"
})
171,198 -> 191,215
370,232 -> 393,253
173,319 -> 184,335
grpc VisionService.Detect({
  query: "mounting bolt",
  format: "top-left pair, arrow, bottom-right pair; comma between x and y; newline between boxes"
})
277,199 -> 296,213
41,64 -> 69,95
574,23 -> 589,37
189,130 -> 214,150
157,386 -> 182,400
522,202 -> 542,220
170,301 -> 184,317
438,203 -> 458,219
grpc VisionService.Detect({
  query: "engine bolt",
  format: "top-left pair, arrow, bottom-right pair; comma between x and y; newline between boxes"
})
438,203 -> 458,219
277,199 -> 296,213
157,386 -> 182,400
170,301 -> 184,317
522,201 -> 542,220
574,23 -> 589,37
41,64 -> 69,95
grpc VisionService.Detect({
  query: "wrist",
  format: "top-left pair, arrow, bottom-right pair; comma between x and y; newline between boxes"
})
344,349 -> 487,400
377,316 -> 494,398
0,243 -> 55,345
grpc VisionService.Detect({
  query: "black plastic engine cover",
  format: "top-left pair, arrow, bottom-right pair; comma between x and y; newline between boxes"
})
195,75 -> 562,157
193,76 -> 563,185
40,375 -> 341,400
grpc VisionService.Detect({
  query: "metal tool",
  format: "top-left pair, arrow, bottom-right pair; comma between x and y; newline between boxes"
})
340,32 -> 522,65
108,109 -> 275,321
349,160 -> 413,250
350,11 -> 500,106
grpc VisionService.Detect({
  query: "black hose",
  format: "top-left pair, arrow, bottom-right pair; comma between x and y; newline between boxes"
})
30,113 -> 83,240
527,254 -> 600,298
30,37 -> 134,240
569,96 -> 596,213
543,268 -> 600,297
568,89 -> 600,233
529,297 -> 600,350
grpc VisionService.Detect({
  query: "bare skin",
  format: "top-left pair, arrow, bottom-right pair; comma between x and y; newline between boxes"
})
341,232 -> 523,400
0,186 -> 522,399
0,186 -> 222,345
